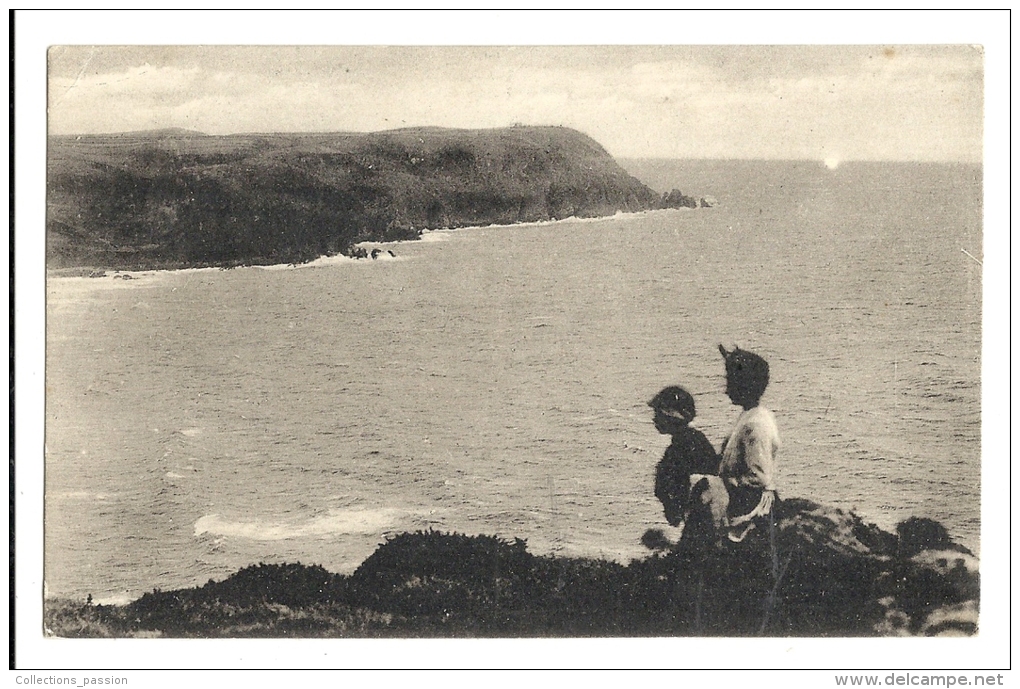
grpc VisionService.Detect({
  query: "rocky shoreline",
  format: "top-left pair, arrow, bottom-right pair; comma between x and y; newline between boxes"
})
44,497 -> 977,638
47,126 -> 706,272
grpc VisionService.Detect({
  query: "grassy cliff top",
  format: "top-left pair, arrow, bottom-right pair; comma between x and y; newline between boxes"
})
48,126 -> 686,270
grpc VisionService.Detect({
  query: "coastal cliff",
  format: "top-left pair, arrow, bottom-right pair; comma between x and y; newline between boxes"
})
44,498 -> 978,638
47,126 -> 691,270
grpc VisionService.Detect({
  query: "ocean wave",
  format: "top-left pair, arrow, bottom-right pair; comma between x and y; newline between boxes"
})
92,593 -> 135,606
193,508 -> 402,541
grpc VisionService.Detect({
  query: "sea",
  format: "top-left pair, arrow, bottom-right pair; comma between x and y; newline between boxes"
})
44,159 -> 983,604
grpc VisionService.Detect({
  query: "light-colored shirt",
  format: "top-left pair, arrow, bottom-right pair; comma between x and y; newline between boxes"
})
720,406 -> 780,492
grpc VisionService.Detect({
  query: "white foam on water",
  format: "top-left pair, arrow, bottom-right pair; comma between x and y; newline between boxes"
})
92,593 -> 134,606
252,262 -> 304,271
193,507 -> 402,541
46,211 -> 659,289
306,254 -> 359,266
418,230 -> 453,242
380,210 -> 670,250
49,491 -> 115,501
305,253 -> 405,268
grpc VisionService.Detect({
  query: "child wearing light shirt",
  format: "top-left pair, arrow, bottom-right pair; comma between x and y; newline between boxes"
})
717,345 -> 781,542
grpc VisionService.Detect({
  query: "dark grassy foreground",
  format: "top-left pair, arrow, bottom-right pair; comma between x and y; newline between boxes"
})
48,126 -> 700,271
44,498 -> 978,638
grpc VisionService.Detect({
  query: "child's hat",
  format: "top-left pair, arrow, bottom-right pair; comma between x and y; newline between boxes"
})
648,385 -> 696,423
718,344 -> 770,382
718,344 -> 770,398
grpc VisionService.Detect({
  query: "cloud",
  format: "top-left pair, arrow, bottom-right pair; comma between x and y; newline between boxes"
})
46,46 -> 983,161
49,64 -> 205,133
50,64 -> 200,104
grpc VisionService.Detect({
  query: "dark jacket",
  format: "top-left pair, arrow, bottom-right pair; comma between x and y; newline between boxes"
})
654,426 -> 720,527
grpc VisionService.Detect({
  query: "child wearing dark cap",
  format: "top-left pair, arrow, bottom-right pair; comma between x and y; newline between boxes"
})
717,345 -> 781,542
649,386 -> 721,528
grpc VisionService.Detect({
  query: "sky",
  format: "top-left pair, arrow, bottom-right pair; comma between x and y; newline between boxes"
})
47,43 -> 984,162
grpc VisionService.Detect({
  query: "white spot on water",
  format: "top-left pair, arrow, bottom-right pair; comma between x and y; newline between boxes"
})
92,593 -> 134,606
193,508 -> 402,541
419,230 -> 453,242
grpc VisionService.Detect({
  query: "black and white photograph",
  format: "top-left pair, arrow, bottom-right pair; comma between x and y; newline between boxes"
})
13,9 -> 1010,674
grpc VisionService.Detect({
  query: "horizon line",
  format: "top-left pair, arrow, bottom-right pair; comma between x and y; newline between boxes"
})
47,128 -> 982,166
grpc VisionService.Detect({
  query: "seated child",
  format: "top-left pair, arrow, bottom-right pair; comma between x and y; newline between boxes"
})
717,345 -> 781,542
649,386 -> 721,527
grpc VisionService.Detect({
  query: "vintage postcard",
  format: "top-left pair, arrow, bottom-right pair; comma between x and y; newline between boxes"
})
14,9 -> 1009,674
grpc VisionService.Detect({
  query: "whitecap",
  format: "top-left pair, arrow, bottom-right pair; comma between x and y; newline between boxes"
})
50,490 -> 113,501
92,593 -> 134,606
304,254 -> 368,268
193,508 -> 402,541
